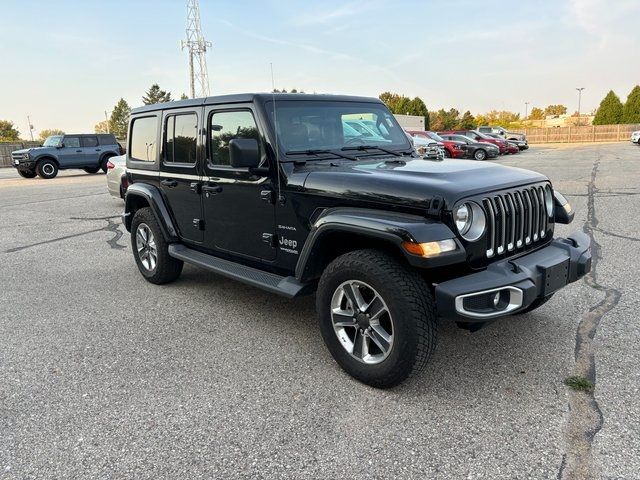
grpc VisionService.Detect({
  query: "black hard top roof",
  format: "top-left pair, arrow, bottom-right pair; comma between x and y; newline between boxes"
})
130,93 -> 384,115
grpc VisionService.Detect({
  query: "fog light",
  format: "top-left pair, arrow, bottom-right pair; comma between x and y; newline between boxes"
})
402,239 -> 457,257
492,292 -> 500,307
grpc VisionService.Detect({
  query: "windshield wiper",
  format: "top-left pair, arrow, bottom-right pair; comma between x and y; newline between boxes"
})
285,149 -> 357,161
341,145 -> 404,157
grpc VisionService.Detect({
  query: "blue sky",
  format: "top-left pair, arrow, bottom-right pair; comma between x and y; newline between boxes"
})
0,0 -> 637,136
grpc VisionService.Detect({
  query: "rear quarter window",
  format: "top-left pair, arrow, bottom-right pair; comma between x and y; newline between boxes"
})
129,116 -> 159,162
97,134 -> 117,146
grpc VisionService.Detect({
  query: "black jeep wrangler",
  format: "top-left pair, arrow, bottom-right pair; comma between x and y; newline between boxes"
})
122,94 -> 591,388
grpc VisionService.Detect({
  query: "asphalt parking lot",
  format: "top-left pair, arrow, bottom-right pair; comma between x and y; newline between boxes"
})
1,143 -> 638,479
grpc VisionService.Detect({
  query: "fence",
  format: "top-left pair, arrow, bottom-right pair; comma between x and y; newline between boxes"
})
513,124 -> 640,144
0,142 -> 40,167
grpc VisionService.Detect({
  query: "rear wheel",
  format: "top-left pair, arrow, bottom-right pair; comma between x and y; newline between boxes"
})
36,159 -> 58,179
474,149 -> 487,161
317,249 -> 437,388
17,170 -> 37,179
84,167 -> 100,174
100,155 -> 114,173
131,208 -> 183,284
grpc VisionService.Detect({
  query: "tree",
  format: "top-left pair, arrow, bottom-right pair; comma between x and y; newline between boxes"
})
109,98 -> 131,139
379,92 -> 429,129
457,111 -> 476,129
622,85 -> 640,124
94,121 -> 109,134
593,90 -> 624,125
142,84 -> 172,104
544,104 -> 567,116
428,108 -> 459,131
0,120 -> 20,141
180,93 -> 189,100
528,107 -> 545,120
38,129 -> 65,142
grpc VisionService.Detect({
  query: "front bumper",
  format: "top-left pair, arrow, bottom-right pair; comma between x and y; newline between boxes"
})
435,231 -> 591,323
12,159 -> 36,171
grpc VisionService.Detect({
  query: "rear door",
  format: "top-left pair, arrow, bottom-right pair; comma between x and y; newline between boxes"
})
80,135 -> 100,166
159,107 -> 204,244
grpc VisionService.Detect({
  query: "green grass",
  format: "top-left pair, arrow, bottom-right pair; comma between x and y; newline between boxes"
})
565,376 -> 595,392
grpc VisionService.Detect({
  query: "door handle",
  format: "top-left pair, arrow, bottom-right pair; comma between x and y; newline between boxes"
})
76,150 -> 82,153
202,184 -> 222,196
161,179 -> 178,188
95,148 -> 101,152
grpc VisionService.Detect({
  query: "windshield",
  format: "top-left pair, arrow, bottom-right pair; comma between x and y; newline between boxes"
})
266,100 -> 411,158
426,131 -> 444,142
43,135 -> 63,147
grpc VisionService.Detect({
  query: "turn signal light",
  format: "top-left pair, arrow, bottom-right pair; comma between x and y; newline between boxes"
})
402,239 -> 457,257
106,161 -> 115,170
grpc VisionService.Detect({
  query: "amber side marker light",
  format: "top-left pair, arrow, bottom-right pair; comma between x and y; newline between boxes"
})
402,239 -> 457,257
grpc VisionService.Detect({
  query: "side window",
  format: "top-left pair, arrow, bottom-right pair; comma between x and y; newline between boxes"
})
64,136 -> 80,148
164,113 -> 198,164
209,110 -> 260,166
130,116 -> 158,162
98,134 -> 116,145
81,136 -> 98,148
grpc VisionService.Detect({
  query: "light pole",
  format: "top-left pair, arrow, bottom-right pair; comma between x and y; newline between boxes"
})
524,102 -> 529,121
104,110 -> 110,133
576,88 -> 585,125
26,115 -> 34,142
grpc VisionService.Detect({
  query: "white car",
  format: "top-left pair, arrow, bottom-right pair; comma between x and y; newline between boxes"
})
631,130 -> 640,144
406,133 -> 445,159
106,154 -> 127,198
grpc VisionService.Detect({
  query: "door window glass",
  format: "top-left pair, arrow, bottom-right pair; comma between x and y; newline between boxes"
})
64,137 -> 80,148
165,113 -> 198,164
81,136 -> 98,147
130,116 -> 158,162
209,111 -> 260,166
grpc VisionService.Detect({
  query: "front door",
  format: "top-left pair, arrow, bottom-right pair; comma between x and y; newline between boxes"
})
59,136 -> 83,166
201,106 -> 276,261
159,108 -> 203,244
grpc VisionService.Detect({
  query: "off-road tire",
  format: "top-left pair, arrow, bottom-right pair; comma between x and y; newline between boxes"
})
474,149 -> 487,161
131,207 -> 183,284
514,294 -> 554,315
317,249 -> 437,388
36,159 -> 58,179
17,170 -> 37,179
84,167 -> 100,174
101,155 -> 114,173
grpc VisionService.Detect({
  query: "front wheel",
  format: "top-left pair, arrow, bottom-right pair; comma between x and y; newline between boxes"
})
17,170 -> 37,179
317,249 -> 437,388
36,160 -> 58,179
131,208 -> 183,284
474,149 -> 487,161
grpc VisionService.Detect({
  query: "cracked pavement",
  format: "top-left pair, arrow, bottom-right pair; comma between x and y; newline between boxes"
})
0,144 -> 639,479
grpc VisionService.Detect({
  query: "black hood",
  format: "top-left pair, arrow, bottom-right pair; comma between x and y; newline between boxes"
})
300,157 -> 547,210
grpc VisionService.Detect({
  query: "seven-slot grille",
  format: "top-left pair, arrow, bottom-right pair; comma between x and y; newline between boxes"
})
482,185 -> 551,258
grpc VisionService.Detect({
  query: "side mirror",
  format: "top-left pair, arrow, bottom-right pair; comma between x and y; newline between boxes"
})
229,138 -> 260,168
56,144 -> 64,149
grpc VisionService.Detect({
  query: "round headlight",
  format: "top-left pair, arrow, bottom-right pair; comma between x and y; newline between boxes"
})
454,204 -> 470,234
544,186 -> 554,217
454,202 -> 486,241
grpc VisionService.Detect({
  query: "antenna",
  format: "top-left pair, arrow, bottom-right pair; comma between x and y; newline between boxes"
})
181,0 -> 212,98
270,63 -> 284,204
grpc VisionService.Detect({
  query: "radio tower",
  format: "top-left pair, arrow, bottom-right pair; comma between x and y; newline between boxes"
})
181,0 -> 211,98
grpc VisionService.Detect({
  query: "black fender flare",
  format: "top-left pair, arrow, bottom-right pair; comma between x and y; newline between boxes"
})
123,183 -> 179,242
33,155 -> 58,166
295,207 -> 465,281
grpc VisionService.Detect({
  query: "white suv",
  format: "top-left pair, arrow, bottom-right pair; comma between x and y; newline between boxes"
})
631,130 -> 640,144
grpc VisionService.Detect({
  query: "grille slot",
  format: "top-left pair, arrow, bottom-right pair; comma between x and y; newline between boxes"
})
483,185 -> 551,258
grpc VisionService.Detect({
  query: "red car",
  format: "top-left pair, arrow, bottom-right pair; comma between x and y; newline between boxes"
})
406,130 -> 466,158
440,129 -> 508,154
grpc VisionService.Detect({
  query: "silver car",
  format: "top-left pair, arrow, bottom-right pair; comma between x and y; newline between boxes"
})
106,154 -> 127,198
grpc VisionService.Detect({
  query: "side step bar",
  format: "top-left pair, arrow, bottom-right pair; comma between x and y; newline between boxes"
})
168,244 -> 311,298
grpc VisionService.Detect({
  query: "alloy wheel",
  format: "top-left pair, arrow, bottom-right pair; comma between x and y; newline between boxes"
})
135,223 -> 158,271
330,280 -> 394,364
